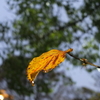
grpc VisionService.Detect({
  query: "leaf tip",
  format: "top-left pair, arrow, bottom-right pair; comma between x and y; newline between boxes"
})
32,81 -> 35,86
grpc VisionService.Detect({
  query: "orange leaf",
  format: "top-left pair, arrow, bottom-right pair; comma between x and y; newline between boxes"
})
26,48 -> 73,86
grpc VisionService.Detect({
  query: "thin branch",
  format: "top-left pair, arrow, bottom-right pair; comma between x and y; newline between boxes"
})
67,52 -> 80,61
67,52 -> 100,68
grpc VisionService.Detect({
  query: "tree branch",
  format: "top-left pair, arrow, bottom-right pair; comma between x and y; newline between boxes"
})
67,52 -> 100,68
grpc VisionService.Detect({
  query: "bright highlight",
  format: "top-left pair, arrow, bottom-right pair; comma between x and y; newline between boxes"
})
97,68 -> 100,72
0,95 -> 4,100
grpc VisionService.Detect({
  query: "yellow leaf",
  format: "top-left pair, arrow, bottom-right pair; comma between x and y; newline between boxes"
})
26,48 -> 73,86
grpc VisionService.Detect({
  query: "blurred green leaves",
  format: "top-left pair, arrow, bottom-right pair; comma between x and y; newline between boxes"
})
1,56 -> 33,95
0,0 -> 100,99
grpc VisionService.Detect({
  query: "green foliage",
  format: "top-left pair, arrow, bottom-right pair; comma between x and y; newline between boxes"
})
89,93 -> 100,100
0,0 -> 100,99
1,56 -> 33,95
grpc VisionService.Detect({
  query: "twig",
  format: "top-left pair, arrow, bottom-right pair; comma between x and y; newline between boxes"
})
67,52 -> 100,68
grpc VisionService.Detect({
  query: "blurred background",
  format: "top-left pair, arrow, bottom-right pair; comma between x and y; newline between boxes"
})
0,0 -> 100,100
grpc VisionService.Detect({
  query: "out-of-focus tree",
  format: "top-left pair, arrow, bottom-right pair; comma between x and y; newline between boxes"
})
0,0 -> 100,99
89,93 -> 100,100
88,72 -> 100,100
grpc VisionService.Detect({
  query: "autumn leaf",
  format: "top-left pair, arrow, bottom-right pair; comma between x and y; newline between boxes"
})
26,48 -> 73,86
